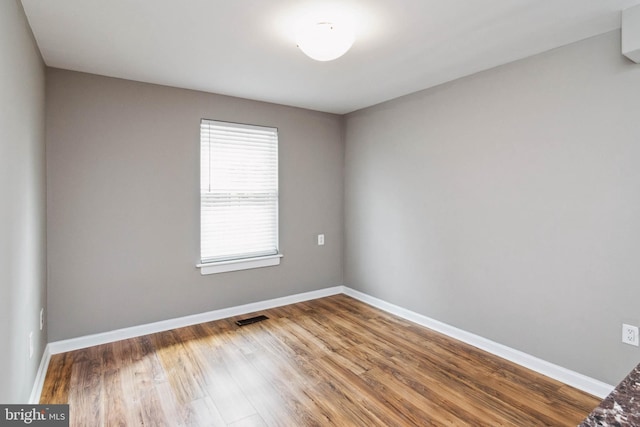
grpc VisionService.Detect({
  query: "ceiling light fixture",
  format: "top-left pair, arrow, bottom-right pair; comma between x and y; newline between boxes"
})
296,22 -> 354,61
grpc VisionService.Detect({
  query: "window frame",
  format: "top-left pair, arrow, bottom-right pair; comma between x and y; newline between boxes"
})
197,119 -> 282,275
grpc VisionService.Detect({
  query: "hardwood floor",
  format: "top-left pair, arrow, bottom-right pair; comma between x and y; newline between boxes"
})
40,294 -> 600,426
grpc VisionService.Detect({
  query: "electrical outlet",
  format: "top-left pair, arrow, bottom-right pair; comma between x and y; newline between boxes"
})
622,324 -> 639,346
29,331 -> 34,359
317,234 -> 325,246
40,308 -> 44,331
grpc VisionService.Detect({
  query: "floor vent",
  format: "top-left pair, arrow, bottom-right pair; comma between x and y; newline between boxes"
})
235,315 -> 269,326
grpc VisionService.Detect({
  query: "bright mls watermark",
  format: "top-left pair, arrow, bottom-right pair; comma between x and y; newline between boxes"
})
0,405 -> 68,426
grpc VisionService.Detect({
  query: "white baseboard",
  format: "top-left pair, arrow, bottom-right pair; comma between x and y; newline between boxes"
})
35,284 -> 612,404
342,287 -> 614,398
29,344 -> 52,404
48,286 -> 344,355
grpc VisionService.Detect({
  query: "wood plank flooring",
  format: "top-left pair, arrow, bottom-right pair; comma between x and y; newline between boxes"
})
40,294 -> 600,426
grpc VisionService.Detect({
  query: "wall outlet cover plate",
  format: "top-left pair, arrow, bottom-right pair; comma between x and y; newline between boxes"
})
622,324 -> 639,346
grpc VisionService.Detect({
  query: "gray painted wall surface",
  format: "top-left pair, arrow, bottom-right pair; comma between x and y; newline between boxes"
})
46,69 -> 344,341
0,0 -> 47,403
345,31 -> 640,385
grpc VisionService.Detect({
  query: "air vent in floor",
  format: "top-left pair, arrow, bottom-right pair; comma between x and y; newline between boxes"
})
235,315 -> 269,326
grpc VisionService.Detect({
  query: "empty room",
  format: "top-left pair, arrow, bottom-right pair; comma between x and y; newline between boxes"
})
3,0 -> 640,425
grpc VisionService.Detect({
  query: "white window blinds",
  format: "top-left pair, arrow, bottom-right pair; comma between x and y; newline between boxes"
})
200,119 -> 279,264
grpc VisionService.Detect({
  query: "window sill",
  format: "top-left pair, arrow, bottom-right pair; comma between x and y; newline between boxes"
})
197,254 -> 283,275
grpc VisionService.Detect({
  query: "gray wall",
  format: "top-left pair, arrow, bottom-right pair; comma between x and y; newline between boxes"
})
0,0 -> 47,403
345,30 -> 640,386
46,69 -> 344,341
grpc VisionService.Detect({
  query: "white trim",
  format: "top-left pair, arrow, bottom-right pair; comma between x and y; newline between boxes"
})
342,287 -> 614,398
197,254 -> 283,275
47,286 -> 344,355
37,284 -> 612,403
29,344 -> 52,404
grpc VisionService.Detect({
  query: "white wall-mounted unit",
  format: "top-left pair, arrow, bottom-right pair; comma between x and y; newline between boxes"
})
622,4 -> 640,63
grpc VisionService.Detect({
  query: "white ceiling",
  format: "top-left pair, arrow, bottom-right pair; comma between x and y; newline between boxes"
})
21,0 -> 640,114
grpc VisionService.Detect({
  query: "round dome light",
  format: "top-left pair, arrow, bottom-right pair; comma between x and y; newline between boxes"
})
296,22 -> 354,61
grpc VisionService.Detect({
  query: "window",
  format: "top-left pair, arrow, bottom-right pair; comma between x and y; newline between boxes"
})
198,119 -> 281,275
